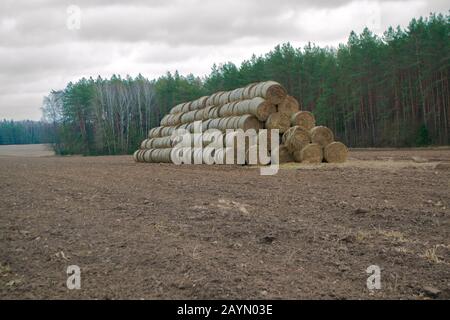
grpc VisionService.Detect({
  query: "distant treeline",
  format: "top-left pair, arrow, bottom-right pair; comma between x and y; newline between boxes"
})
0,120 -> 53,145
39,13 -> 448,155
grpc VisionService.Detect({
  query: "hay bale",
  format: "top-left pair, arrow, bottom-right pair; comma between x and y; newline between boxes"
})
310,126 -> 334,147
170,103 -> 184,114
213,147 -> 237,164
140,139 -> 149,149
272,145 -> 294,163
245,145 -> 270,166
181,102 -> 192,113
213,91 -> 225,106
209,106 -> 220,119
133,150 -> 140,162
218,91 -> 232,105
161,113 -> 183,126
283,126 -> 311,152
150,148 -> 173,163
148,126 -> 164,138
324,142 -> 348,163
150,136 -> 173,149
235,115 -> 261,131
191,96 -> 208,110
247,97 -> 276,121
181,110 -> 196,124
208,118 -> 222,130
293,143 -> 323,163
200,106 -> 212,120
143,149 -> 157,163
254,81 -> 287,105
265,112 -> 291,133
160,126 -> 177,137
278,95 -> 300,116
291,111 -> 315,130
243,83 -> 258,99
202,119 -> 212,131
136,149 -> 146,162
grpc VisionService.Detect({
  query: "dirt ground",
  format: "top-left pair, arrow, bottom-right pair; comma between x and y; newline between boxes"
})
0,144 -> 55,157
0,147 -> 449,299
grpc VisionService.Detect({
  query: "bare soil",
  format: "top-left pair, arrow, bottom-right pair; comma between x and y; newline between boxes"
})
0,144 -> 55,157
0,148 -> 449,299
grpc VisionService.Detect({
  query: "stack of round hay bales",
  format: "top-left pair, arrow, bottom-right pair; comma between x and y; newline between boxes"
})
275,110 -> 349,164
134,80 -> 348,165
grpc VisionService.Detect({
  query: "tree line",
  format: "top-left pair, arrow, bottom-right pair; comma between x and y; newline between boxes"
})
0,120 -> 53,145
31,12 -> 449,154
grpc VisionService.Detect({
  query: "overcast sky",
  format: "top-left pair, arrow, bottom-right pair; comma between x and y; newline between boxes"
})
0,0 -> 447,120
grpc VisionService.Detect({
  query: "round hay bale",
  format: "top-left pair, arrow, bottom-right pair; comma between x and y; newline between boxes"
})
150,136 -> 172,148
291,111 -> 315,130
284,126 -> 311,152
230,88 -> 245,101
151,148 -> 172,163
161,114 -> 182,126
265,112 -> 290,133
255,81 -> 287,105
217,118 -> 228,130
201,106 -> 214,120
172,113 -> 183,126
194,110 -> 204,121
191,96 -> 208,110
160,114 -> 170,126
248,82 -> 261,98
272,145 -> 293,164
219,102 -> 233,117
147,139 -> 156,149
213,148 -> 227,164
234,100 -> 250,115
210,106 -> 220,119
161,125 -> 181,137
243,83 -> 258,99
143,149 -> 156,163
133,150 -> 140,162
202,119 -> 212,131
213,92 -> 225,106
248,97 -> 276,121
181,102 -> 192,113
259,129 -> 279,152
281,127 -> 295,144
138,149 -> 147,162
148,127 -> 164,138
192,148 -> 204,164
293,143 -> 323,163
140,139 -> 149,149
181,110 -> 196,124
160,127 -> 172,137
177,123 -> 189,132
186,123 -> 195,134
324,141 -> 348,163
235,115 -> 261,131
278,95 -> 300,116
245,145 -> 270,166
219,91 -> 232,105
310,126 -> 334,147
208,118 -> 222,130
205,95 -> 215,107
170,103 -> 184,114
224,117 -> 238,129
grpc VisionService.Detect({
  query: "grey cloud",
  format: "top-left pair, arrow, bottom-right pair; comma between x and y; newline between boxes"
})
0,0 -> 447,120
